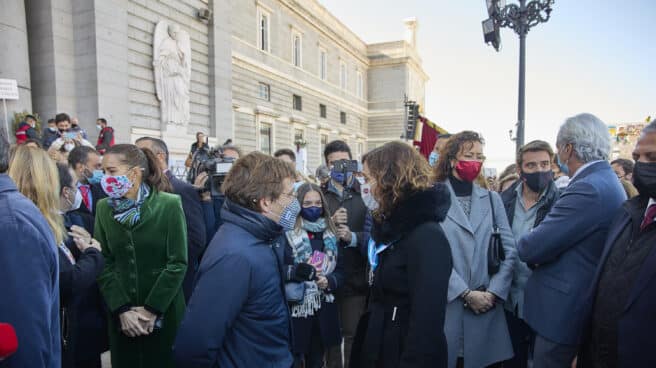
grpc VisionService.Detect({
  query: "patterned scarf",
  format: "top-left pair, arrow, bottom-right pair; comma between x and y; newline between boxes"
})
285,217 -> 338,318
107,184 -> 150,227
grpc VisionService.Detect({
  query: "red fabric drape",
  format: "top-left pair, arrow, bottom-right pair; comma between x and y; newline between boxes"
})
414,117 -> 438,159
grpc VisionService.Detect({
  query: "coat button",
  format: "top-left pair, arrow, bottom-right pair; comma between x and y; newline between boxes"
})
130,288 -> 137,294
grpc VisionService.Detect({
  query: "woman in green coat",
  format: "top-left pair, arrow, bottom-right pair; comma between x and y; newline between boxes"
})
95,144 -> 188,368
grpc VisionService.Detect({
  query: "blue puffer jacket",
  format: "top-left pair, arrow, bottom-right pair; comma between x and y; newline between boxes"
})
173,199 -> 293,368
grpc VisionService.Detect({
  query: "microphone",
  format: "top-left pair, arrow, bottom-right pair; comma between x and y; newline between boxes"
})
0,323 -> 18,360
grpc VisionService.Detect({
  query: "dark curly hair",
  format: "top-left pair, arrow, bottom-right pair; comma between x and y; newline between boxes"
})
362,141 -> 434,220
433,131 -> 485,182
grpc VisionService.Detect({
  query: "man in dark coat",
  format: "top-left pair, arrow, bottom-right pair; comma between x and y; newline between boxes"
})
136,137 -> 207,301
517,114 -> 626,368
173,152 -> 296,368
321,140 -> 369,368
501,140 -> 560,368
68,146 -> 107,215
0,128 -> 61,367
580,121 -> 656,367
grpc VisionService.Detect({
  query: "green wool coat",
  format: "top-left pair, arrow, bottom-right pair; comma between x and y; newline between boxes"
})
95,190 -> 188,368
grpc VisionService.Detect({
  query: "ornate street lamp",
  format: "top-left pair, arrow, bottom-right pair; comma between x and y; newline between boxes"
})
482,0 -> 554,152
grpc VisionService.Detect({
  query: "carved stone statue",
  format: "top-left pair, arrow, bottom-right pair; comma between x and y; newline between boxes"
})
153,21 -> 191,127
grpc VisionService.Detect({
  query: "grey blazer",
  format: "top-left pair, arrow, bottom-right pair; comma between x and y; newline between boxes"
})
440,181 -> 517,368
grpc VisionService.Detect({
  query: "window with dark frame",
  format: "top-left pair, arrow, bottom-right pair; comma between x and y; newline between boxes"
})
260,123 -> 272,155
340,111 -> 346,125
320,104 -> 327,118
293,94 -> 302,111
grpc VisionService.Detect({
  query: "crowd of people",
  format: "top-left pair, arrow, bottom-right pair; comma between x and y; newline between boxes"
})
0,111 -> 655,368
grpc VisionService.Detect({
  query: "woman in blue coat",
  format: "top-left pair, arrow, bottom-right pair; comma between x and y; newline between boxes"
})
174,152 -> 299,368
284,183 -> 345,368
434,131 -> 517,368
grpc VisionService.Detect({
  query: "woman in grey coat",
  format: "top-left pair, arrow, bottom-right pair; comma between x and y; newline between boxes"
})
434,131 -> 517,368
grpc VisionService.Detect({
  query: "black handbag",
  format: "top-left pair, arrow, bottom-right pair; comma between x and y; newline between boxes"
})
487,193 -> 506,276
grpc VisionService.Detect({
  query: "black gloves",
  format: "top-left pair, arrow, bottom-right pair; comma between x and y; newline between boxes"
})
293,263 -> 317,282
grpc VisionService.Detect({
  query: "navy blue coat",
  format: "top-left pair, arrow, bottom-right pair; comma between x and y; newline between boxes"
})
166,171 -> 207,301
173,199 -> 293,368
0,174 -> 60,368
518,161 -> 626,345
580,195 -> 656,367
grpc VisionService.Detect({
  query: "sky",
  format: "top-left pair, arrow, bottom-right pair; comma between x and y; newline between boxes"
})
320,0 -> 655,171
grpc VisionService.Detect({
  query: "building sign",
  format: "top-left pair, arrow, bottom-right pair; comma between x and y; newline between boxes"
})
0,79 -> 19,100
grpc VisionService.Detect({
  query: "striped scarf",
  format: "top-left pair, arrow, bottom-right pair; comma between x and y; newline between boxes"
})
285,218 -> 338,318
107,184 -> 150,227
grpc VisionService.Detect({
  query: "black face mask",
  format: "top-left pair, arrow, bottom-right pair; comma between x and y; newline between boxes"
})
633,161 -> 656,198
521,170 -> 553,193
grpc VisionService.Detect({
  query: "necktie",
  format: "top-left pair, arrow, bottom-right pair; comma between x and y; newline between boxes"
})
79,185 -> 91,210
641,204 -> 656,231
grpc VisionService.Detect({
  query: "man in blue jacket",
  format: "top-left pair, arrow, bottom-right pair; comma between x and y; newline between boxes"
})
0,127 -> 61,367
517,113 -> 626,368
174,152 -> 302,368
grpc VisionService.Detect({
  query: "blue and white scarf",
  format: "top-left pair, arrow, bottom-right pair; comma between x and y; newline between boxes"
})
107,184 -> 150,227
285,218 -> 338,318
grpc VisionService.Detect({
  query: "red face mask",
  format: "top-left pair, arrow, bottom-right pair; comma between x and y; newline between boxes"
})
455,160 -> 483,182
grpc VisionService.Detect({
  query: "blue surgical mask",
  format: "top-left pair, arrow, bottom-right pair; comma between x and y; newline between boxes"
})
429,152 -> 439,167
278,198 -> 301,231
87,169 -> 104,185
556,155 -> 570,175
301,206 -> 323,222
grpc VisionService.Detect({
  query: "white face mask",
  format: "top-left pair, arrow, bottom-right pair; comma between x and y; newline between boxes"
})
64,143 -> 75,152
360,183 -> 379,211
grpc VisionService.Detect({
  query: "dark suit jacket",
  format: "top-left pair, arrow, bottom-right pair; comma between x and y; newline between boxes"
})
89,183 -> 107,216
517,161 -> 626,345
166,171 -> 207,301
580,196 -> 656,367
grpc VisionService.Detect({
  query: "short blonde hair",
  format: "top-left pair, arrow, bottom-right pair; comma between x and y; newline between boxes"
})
9,146 -> 66,245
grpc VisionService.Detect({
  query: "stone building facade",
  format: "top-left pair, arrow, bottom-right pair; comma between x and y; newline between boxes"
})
1,0 -> 427,171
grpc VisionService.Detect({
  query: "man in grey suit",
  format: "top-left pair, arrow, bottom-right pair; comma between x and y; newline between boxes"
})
517,113 -> 626,368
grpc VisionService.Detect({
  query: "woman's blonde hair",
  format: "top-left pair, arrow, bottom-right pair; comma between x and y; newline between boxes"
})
8,145 -> 66,245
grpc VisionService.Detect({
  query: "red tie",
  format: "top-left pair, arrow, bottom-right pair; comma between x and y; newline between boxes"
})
641,204 -> 656,231
79,185 -> 91,210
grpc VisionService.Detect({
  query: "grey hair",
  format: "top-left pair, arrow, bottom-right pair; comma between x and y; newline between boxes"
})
556,113 -> 611,163
644,120 -> 656,133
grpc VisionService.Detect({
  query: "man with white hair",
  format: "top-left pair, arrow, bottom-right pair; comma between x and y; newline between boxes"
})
517,113 -> 626,368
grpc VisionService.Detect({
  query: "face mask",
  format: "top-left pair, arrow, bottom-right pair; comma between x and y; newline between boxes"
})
429,152 -> 439,167
277,197 -> 301,231
48,127 -> 57,132
301,206 -> 323,222
86,169 -> 104,185
557,148 -> 570,175
65,188 -> 83,212
96,124 -> 102,131
356,176 -> 366,185
633,161 -> 656,198
64,143 -> 75,152
293,181 -> 304,193
521,170 -> 553,193
100,174 -> 134,199
455,161 -> 483,182
360,183 -> 379,211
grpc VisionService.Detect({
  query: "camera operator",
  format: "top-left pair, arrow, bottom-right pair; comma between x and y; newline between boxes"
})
321,140 -> 369,368
195,144 -> 242,239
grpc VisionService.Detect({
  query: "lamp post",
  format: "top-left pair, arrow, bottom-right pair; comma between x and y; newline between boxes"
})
482,0 -> 554,152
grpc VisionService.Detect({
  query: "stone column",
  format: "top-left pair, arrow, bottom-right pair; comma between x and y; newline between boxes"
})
0,0 -> 33,133
209,0 -> 234,144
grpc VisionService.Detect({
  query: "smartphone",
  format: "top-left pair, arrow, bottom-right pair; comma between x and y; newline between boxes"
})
310,250 -> 326,271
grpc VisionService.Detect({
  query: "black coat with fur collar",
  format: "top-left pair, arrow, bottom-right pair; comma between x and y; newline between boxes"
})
352,184 -> 453,368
